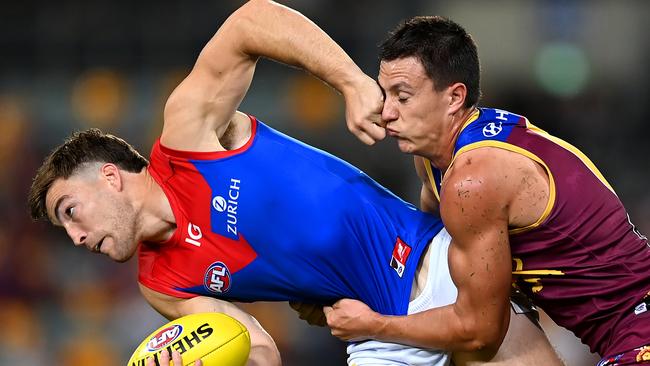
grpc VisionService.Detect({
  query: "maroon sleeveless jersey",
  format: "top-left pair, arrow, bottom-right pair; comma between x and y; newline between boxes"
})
424,108 -> 650,356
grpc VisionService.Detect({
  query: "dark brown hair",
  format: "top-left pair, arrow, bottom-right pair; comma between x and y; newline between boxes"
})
28,128 -> 148,221
380,16 -> 481,108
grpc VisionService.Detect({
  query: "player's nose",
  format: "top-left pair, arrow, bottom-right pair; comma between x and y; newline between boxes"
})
66,225 -> 88,247
381,98 -> 399,123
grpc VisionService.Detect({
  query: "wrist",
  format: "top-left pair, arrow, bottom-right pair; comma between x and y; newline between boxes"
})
336,67 -> 370,97
369,311 -> 391,340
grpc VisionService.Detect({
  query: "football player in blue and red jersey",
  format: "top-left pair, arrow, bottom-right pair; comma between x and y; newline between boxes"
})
29,2 -> 561,365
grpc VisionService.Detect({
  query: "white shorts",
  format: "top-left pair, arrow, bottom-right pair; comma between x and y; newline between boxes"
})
347,228 -> 458,366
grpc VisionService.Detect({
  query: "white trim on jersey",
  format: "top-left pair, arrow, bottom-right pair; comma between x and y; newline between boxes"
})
346,229 -> 457,366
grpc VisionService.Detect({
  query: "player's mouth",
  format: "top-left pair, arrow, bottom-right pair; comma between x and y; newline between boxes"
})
386,128 -> 400,137
93,237 -> 106,253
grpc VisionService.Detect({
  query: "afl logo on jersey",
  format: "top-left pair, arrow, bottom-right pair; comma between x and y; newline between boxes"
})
204,261 -> 231,294
482,122 -> 503,137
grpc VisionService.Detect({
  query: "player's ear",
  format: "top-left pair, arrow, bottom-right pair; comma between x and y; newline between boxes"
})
447,82 -> 467,114
100,163 -> 123,191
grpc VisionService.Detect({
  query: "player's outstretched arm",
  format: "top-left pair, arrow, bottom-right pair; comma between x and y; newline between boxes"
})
325,152 -> 513,357
139,284 -> 281,366
163,0 -> 383,151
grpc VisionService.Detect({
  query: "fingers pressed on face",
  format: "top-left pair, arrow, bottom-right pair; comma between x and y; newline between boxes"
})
373,117 -> 387,128
355,124 -> 387,145
366,123 -> 387,141
355,131 -> 378,146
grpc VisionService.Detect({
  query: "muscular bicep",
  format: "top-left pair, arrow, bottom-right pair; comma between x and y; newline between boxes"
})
445,225 -> 512,309
161,11 -> 258,151
439,153 -> 513,343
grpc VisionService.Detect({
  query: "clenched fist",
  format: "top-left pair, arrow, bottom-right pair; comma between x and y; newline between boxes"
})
323,298 -> 385,342
342,75 -> 386,145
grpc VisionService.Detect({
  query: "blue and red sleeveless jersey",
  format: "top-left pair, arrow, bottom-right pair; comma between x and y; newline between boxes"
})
423,107 -> 650,355
138,115 -> 443,316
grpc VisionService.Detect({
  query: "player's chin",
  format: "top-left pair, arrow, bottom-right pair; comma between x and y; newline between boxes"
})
111,254 -> 132,263
108,245 -> 137,263
112,251 -> 136,263
395,138 -> 416,154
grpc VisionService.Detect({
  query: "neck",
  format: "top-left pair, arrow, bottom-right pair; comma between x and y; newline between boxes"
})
428,106 -> 477,172
130,169 -> 176,244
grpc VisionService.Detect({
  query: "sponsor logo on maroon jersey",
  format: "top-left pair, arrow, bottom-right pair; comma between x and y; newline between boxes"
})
482,121 -> 503,137
636,346 -> 650,362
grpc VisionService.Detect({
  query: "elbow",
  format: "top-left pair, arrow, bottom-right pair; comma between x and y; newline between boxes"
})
221,0 -> 269,54
247,333 -> 282,366
235,0 -> 276,24
463,336 -> 501,359
455,319 -> 505,358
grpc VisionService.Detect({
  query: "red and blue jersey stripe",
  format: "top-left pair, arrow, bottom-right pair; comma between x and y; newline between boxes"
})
139,115 -> 443,316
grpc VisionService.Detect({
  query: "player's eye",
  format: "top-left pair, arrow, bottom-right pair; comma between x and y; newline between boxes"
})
398,94 -> 410,103
65,206 -> 75,218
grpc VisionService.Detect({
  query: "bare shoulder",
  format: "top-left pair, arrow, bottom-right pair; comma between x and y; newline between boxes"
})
439,148 -> 513,229
441,147 -> 549,230
442,148 -> 519,197
444,147 -> 545,193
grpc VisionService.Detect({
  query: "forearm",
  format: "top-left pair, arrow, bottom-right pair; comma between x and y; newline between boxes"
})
140,285 -> 282,366
224,0 -> 363,93
179,297 -> 281,366
371,304 -> 506,354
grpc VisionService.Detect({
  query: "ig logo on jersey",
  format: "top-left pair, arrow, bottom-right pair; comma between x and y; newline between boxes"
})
204,261 -> 231,294
482,121 -> 503,137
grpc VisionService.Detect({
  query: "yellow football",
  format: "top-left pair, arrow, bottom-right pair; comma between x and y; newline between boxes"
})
127,312 -> 250,366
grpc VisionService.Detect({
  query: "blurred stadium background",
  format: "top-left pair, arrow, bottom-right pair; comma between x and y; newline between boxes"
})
1,0 -> 648,365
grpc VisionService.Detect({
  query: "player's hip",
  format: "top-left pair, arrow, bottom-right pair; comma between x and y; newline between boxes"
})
601,293 -> 650,360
